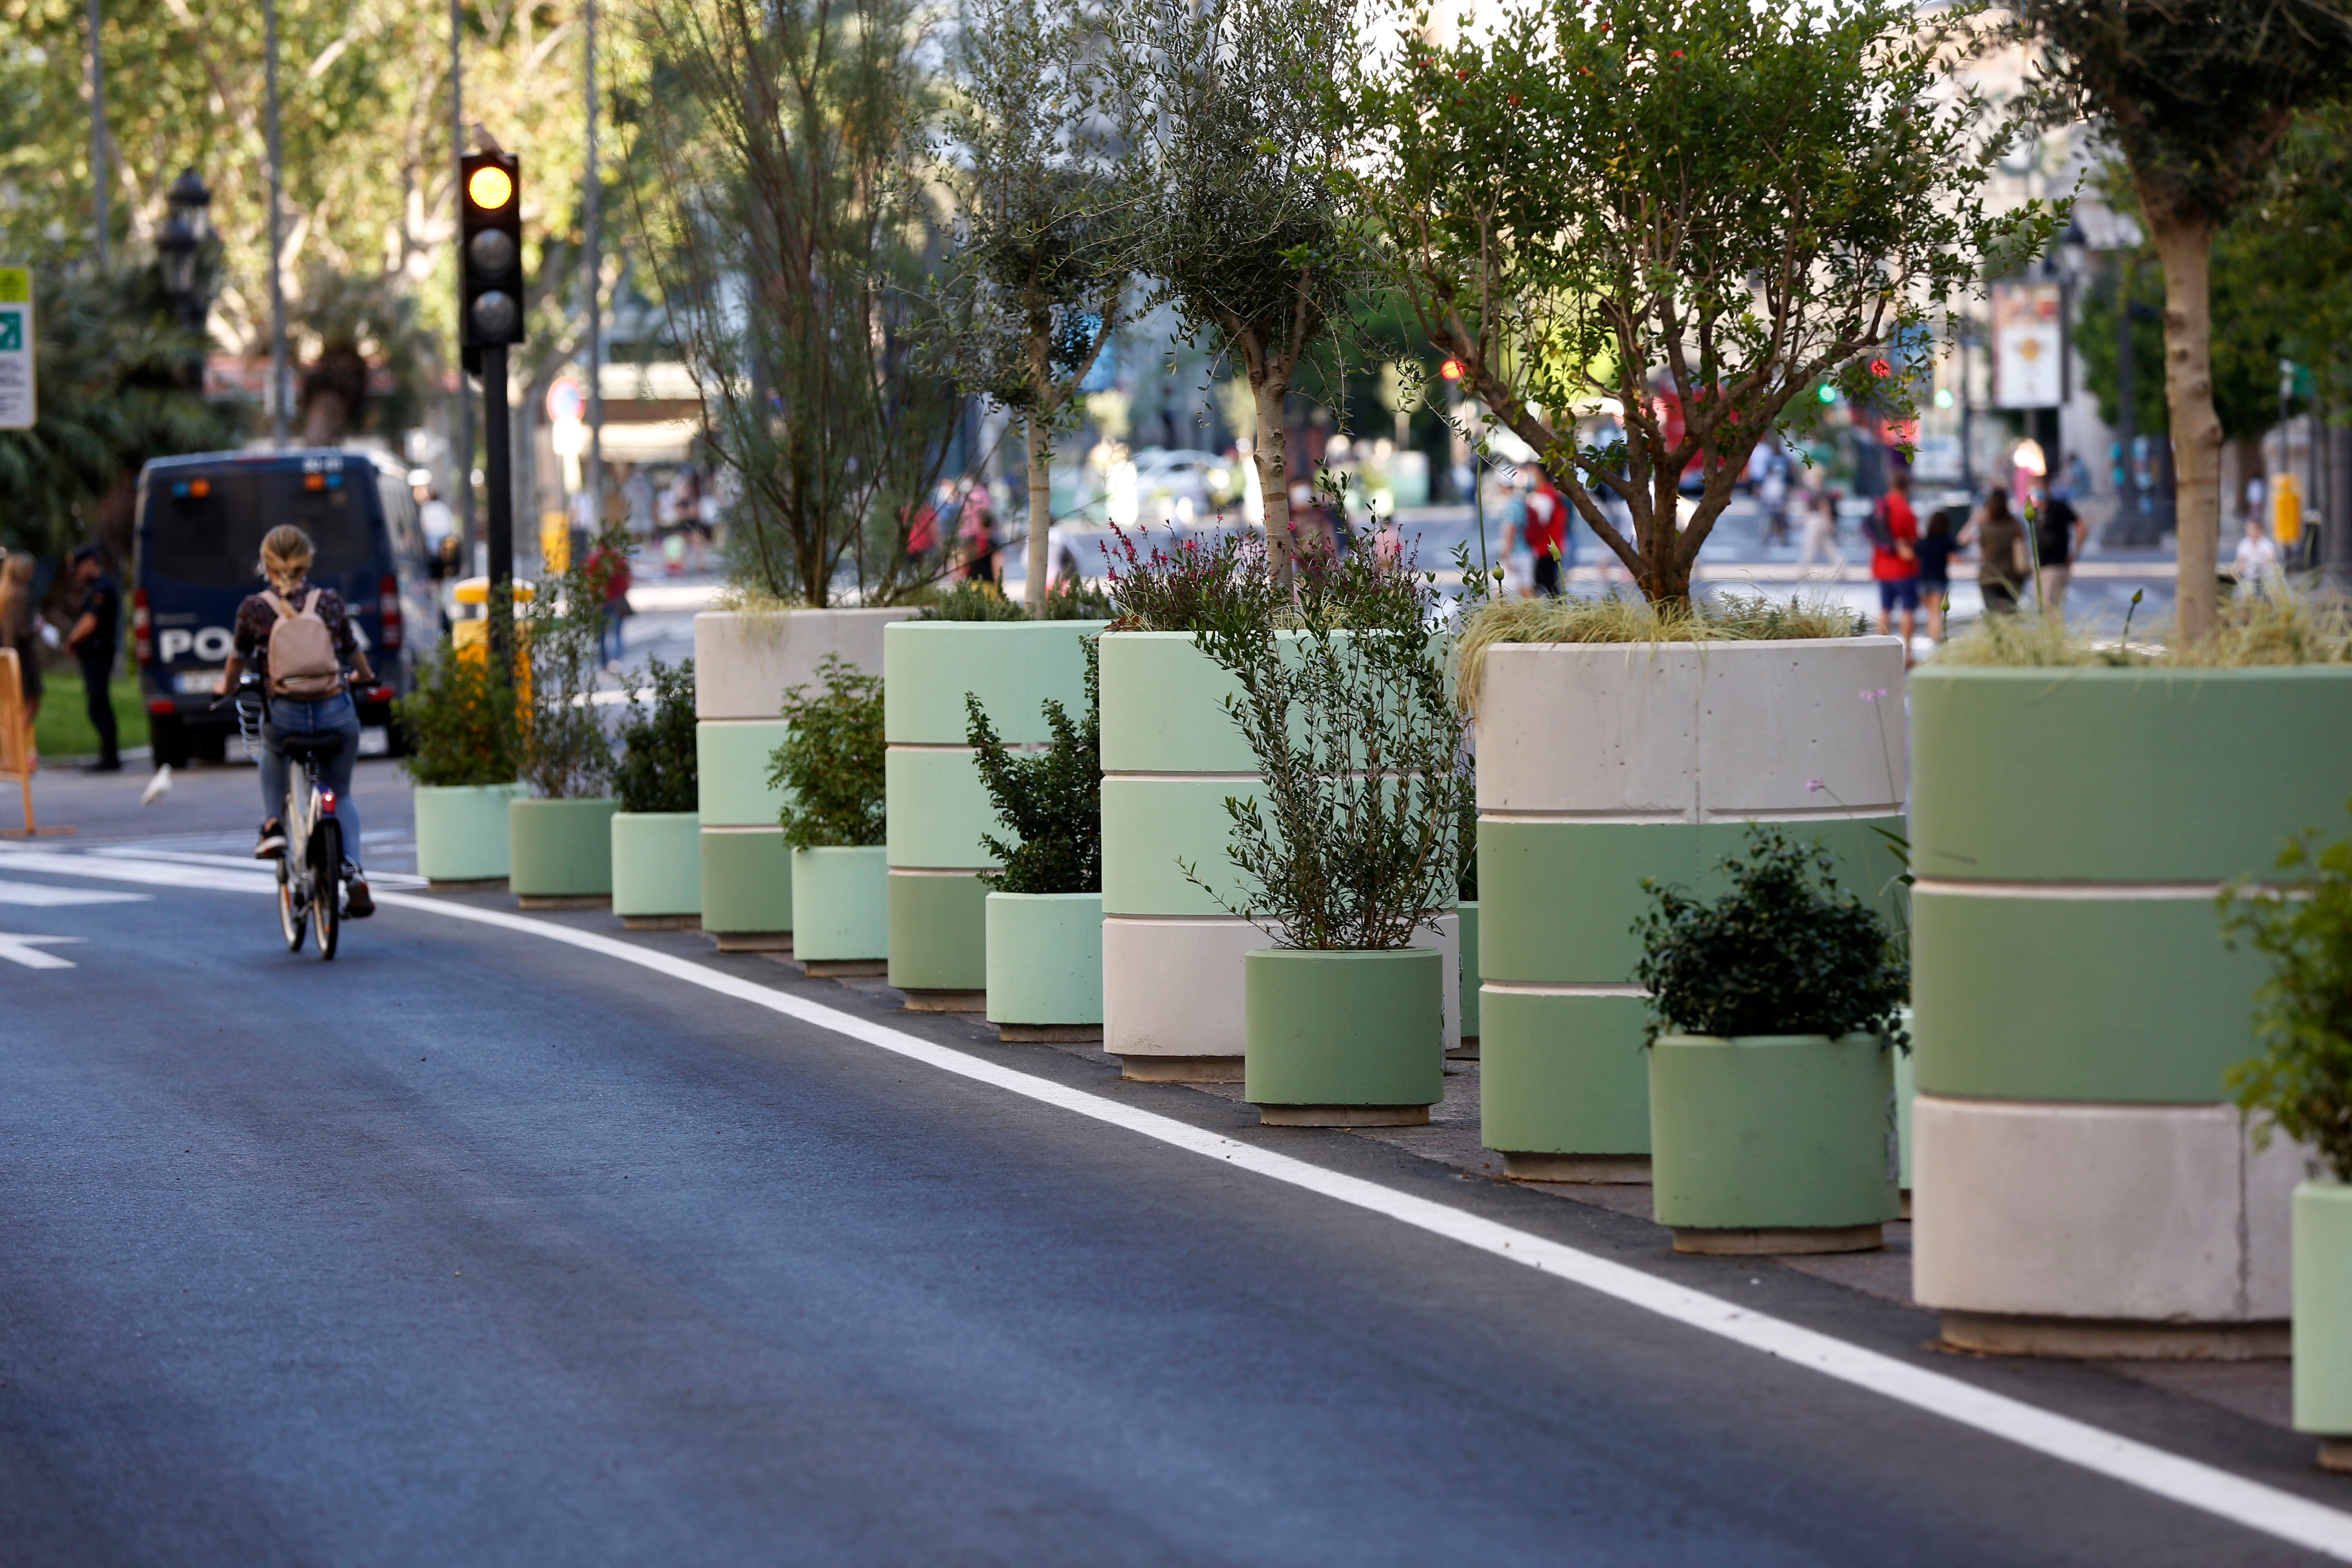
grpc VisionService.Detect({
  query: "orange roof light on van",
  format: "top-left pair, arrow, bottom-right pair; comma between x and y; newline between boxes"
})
305,472 -> 325,491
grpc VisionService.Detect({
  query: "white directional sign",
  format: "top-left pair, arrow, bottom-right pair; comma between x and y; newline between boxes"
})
0,932 -> 82,969
0,267 -> 31,431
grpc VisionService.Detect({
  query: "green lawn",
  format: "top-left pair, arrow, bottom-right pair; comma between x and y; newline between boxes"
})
31,666 -> 152,762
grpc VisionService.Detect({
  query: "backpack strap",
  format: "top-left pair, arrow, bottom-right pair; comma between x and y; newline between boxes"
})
263,589 -> 290,619
302,589 -> 322,617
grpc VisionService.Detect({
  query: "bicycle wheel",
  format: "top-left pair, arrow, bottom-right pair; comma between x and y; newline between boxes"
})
313,819 -> 341,961
278,856 -> 307,952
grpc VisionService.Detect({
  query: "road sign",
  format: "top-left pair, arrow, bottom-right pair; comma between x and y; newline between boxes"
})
0,266 -> 32,430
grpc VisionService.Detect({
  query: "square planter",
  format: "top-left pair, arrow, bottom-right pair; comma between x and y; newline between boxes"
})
1649,1031 -> 1900,1253
413,781 -> 525,885
2296,1180 -> 2352,1472
790,846 -> 889,966
1472,637 -> 1906,1181
611,811 -> 702,924
985,891 -> 1103,1039
1244,947 -> 1444,1127
509,797 -> 618,904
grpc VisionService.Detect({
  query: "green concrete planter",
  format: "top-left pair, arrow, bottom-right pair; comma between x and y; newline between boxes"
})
1244,947 -> 1444,1126
790,846 -> 889,963
885,619 -> 1104,1007
985,891 -> 1103,1035
610,811 -> 702,922
1650,1032 -> 1900,1253
413,781 -> 524,884
1909,664 -> 2352,1346
2296,1182 -> 2352,1463
1456,900 -> 1480,1049
508,797 -> 618,902
1472,638 -> 1907,1180
695,607 -> 911,945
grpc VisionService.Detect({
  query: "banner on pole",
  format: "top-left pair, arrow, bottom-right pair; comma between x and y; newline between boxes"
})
0,267 -> 32,431
1991,281 -> 2061,410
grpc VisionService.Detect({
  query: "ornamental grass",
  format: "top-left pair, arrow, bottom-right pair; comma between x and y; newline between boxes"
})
1931,588 -> 2352,670
1452,591 -> 1866,713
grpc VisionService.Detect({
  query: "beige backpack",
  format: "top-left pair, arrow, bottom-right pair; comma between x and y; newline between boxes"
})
264,589 -> 344,699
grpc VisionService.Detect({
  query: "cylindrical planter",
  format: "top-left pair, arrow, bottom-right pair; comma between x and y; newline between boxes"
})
1103,631 -> 1460,1080
508,797 -> 618,905
1245,947 -> 1444,1126
884,619 -> 1105,1011
1474,637 -> 1907,1183
1649,1032 -> 1900,1254
2296,1182 -> 2352,1472
985,891 -> 1103,1040
693,608 -> 912,951
1910,665 -> 2352,1356
1453,900 -> 1480,1056
788,846 -> 889,968
413,781 -> 525,886
611,811 -> 702,927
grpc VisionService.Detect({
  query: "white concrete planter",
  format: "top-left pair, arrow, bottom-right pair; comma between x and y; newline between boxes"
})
1100,631 -> 1457,1080
693,608 -> 913,951
1473,637 -> 1907,1180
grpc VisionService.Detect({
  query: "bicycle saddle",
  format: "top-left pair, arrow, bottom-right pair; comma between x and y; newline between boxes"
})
278,733 -> 347,764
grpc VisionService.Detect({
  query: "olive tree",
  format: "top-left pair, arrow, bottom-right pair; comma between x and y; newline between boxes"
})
935,0 -> 1128,611
1350,0 -> 2055,603
1110,0 -> 1364,584
2012,0 -> 2352,639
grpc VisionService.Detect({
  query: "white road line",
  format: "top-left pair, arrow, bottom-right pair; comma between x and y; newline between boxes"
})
0,932 -> 85,969
7,843 -> 2349,1559
0,880 -> 150,906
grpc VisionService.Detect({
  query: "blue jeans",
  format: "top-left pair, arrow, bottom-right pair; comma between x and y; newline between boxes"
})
599,604 -> 625,666
261,692 -> 363,870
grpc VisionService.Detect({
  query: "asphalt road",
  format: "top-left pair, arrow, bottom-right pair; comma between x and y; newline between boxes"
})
0,847 -> 2341,1566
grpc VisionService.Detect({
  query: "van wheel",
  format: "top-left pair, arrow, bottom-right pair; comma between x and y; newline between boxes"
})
193,727 -> 228,764
149,715 -> 191,769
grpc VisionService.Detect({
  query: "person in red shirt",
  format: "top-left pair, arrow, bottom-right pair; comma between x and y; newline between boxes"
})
1869,466 -> 1920,661
1524,464 -> 1570,596
584,535 -> 633,670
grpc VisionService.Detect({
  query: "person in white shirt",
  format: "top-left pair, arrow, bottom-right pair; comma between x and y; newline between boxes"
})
2234,517 -> 2281,587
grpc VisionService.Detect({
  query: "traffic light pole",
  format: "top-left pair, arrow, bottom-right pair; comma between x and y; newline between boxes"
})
482,344 -> 515,688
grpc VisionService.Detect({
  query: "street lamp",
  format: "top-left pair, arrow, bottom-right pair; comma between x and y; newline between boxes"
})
156,214 -> 199,303
166,167 -> 213,243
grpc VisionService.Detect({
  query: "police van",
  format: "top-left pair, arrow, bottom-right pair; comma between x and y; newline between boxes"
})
132,449 -> 439,766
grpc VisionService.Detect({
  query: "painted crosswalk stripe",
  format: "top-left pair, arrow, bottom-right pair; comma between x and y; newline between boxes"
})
0,932 -> 84,969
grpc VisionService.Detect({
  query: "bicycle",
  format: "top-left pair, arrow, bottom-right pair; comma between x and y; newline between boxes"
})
219,673 -> 349,960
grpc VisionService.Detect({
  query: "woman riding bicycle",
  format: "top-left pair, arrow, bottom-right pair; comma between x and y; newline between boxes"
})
212,524 -> 376,917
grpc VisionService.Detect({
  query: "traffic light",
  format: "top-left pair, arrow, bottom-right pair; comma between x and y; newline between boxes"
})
460,151 -> 524,360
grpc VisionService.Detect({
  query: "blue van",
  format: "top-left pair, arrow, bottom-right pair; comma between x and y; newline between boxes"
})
132,449 -> 439,766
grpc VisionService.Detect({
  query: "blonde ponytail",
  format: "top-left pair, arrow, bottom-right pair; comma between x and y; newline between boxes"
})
258,525 -> 315,594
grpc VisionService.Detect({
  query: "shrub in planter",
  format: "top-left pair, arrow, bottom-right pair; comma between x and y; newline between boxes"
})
2225,813 -> 2352,1471
918,577 -> 1115,623
969,638 -> 1102,1037
773,657 -> 889,966
611,655 -> 701,924
1188,556 -> 1469,1125
394,641 -> 523,884
1635,826 -> 1908,1254
510,564 -> 619,903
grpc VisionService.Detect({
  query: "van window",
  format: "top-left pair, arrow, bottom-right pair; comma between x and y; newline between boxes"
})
145,471 -> 378,588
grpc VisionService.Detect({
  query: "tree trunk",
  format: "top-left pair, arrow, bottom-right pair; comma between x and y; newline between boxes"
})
2147,210 -> 2223,642
1252,377 -> 1294,589
1025,412 -> 1051,613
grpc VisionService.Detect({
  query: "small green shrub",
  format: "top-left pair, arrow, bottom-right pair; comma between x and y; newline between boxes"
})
613,655 -> 697,814
967,639 -> 1101,895
1633,826 -> 1908,1043
769,656 -> 886,849
519,562 -> 617,800
2224,811 -> 2352,1184
1103,523 -> 1424,635
917,574 -> 1115,621
393,640 -> 517,787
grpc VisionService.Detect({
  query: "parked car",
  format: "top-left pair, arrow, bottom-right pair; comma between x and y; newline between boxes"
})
131,448 -> 438,767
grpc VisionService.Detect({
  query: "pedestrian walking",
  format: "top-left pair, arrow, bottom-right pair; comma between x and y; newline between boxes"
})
2034,484 -> 2087,617
1758,446 -> 1792,547
62,544 -> 121,772
1865,468 -> 1920,662
1524,463 -> 1570,597
1793,485 -> 1842,573
1493,472 -> 1532,597
1915,508 -> 1962,644
585,534 -> 633,670
1964,486 -> 2029,617
958,483 -> 1000,585
2234,515 -> 2281,589
1,551 -> 44,756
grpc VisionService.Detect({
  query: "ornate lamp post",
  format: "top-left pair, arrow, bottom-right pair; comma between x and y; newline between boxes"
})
157,169 -> 212,329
